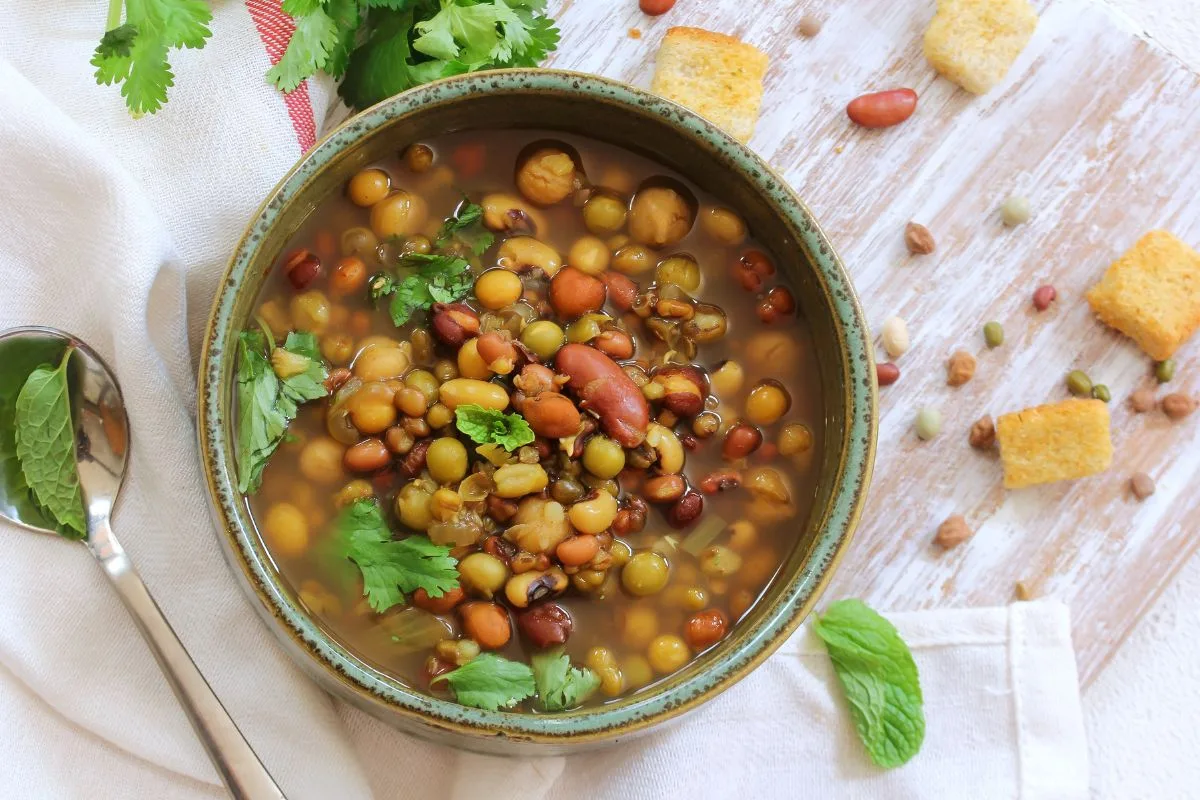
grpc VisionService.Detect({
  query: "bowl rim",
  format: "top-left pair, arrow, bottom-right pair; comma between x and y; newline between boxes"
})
198,68 -> 877,745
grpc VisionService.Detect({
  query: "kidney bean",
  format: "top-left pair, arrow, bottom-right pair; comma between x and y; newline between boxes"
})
344,438 -> 390,472
755,286 -> 796,324
846,88 -> 918,128
603,272 -> 639,312
1032,284 -> 1057,311
644,473 -> 686,504
397,439 -> 431,479
412,586 -> 465,614
684,609 -> 728,649
653,365 -> 708,418
283,248 -> 321,289
549,267 -> 606,318
522,392 -> 582,438
476,332 -> 517,373
666,491 -> 703,528
595,329 -> 635,360
431,303 -> 480,347
721,423 -> 763,460
876,362 -> 900,386
556,343 -> 650,447
733,250 -> 774,292
517,603 -> 573,648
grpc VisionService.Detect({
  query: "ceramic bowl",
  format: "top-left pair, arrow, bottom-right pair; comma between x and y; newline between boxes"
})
198,69 -> 876,754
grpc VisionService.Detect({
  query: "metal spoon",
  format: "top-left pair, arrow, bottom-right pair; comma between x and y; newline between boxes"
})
0,326 -> 284,800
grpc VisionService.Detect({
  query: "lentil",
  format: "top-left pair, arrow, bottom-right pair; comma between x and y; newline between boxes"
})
983,321 -> 1004,348
1156,359 -> 1176,384
1130,472 -> 1156,500
1091,384 -> 1112,403
1066,370 -> 1093,397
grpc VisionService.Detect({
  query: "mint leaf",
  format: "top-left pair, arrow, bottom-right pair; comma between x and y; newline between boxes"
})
454,404 -> 534,451
431,653 -> 536,711
531,648 -> 600,711
337,500 -> 459,613
13,348 -> 86,538
813,599 -> 925,769
0,338 -> 65,533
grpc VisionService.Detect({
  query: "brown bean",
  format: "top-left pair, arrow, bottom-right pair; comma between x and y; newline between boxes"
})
876,362 -> 900,386
514,363 -> 558,396
398,439 -> 431,479
329,256 -> 367,296
516,603 -> 573,648
283,249 -> 321,290
733,250 -> 774,292
722,423 -> 762,460
522,392 -> 582,438
683,609 -> 728,649
666,491 -> 703,528
698,469 -> 741,494
412,586 -> 464,614
1163,393 -> 1196,419
459,602 -> 512,650
485,499 -> 520,526
549,267 -> 606,318
653,365 -> 708,418
344,438 -> 389,472
644,473 -> 686,504
1129,388 -> 1157,413
595,329 -> 635,360
476,331 -> 518,374
556,534 -> 600,566
430,302 -> 480,347
1130,472 -> 1156,500
383,425 -> 414,455
846,88 -> 918,128
556,343 -> 650,447
603,272 -> 639,312
639,0 -> 675,15
968,416 -> 996,449
613,495 -> 648,535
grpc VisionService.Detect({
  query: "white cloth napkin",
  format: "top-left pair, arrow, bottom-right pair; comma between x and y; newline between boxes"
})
0,4 -> 1088,798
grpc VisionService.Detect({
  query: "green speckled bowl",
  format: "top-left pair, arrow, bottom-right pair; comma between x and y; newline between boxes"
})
198,70 -> 876,754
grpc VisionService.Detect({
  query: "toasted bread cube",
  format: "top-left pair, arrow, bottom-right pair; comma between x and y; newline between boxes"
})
924,0 -> 1038,94
996,399 -> 1112,489
651,27 -> 769,143
1085,230 -> 1200,360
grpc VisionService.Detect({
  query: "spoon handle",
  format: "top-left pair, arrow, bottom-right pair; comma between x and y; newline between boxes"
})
88,519 -> 286,800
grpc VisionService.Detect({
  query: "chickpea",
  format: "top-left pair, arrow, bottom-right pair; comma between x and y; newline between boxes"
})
263,502 -> 309,558
430,487 -> 463,522
456,338 -> 492,380
520,320 -> 565,360
739,548 -> 779,588
629,185 -> 694,248
582,436 -> 625,479
746,330 -> 800,371
745,380 -> 792,426
474,269 -> 523,310
353,343 -> 410,382
347,167 -> 390,207
612,244 -> 655,274
320,334 -> 354,366
699,544 -> 743,578
709,360 -> 744,397
369,190 -> 428,238
647,634 -> 690,674
396,483 -> 434,530
778,422 -> 814,456
582,191 -> 628,235
622,605 -> 660,648
347,381 -> 398,434
290,290 -> 330,333
426,438 -> 469,484
458,552 -> 510,598
340,226 -> 378,259
655,255 -> 701,292
621,654 -> 654,690
622,551 -> 670,596
404,143 -> 434,173
404,369 -> 440,405
426,403 -> 454,429
493,463 -> 549,498
568,236 -> 611,274
567,491 -> 619,535
256,300 -> 291,339
700,207 -> 747,245
298,437 -> 346,484
515,147 -> 577,205
609,538 -> 633,567
459,602 -> 512,650
330,256 -> 368,296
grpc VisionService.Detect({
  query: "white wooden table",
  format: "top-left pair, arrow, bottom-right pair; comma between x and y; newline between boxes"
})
545,0 -> 1200,688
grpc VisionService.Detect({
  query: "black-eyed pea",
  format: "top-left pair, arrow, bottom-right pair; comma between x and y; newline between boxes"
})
646,423 -> 685,473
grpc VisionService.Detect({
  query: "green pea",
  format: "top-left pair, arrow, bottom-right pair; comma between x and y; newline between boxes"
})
983,321 -> 1004,348
915,407 -> 942,441
1066,370 -> 1092,397
582,436 -> 625,479
1156,359 -> 1176,383
566,316 -> 603,344
520,320 -> 565,359
1091,384 -> 1112,403
621,552 -> 670,596
655,255 -> 701,292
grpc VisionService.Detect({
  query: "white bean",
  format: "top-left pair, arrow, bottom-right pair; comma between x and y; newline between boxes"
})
881,316 -> 910,358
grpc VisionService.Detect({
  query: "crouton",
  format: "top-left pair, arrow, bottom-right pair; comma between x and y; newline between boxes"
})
1086,230 -> 1200,360
924,0 -> 1038,94
650,27 -> 769,142
996,399 -> 1112,489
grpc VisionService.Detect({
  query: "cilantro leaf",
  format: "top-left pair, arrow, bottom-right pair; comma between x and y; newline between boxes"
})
812,599 -> 925,769
275,332 -> 329,406
322,0 -> 363,79
454,404 -> 534,451
531,648 -> 600,711
338,7 -> 421,111
414,1 -> 499,65
91,0 -> 213,116
435,201 -> 495,256
336,499 -> 460,612
431,653 -> 536,711
13,348 -> 86,539
370,253 -> 473,327
266,6 -> 341,93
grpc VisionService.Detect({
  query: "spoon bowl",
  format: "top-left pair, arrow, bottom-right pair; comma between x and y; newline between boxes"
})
0,326 -> 282,799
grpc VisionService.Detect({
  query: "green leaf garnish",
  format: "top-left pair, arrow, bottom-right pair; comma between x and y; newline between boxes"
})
91,0 -> 214,116
531,648 -> 600,711
812,599 -> 925,769
336,499 -> 460,613
0,338 -> 66,533
435,200 -> 495,256
13,348 -> 86,538
235,330 -> 328,494
370,253 -> 473,327
454,404 -> 534,451
431,652 -> 536,711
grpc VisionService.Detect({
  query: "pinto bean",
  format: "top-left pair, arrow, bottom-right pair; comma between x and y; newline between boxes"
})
652,365 -> 708,418
555,343 -> 650,447
344,439 -> 390,472
549,267 -> 606,318
522,392 -> 582,438
431,303 -> 480,347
